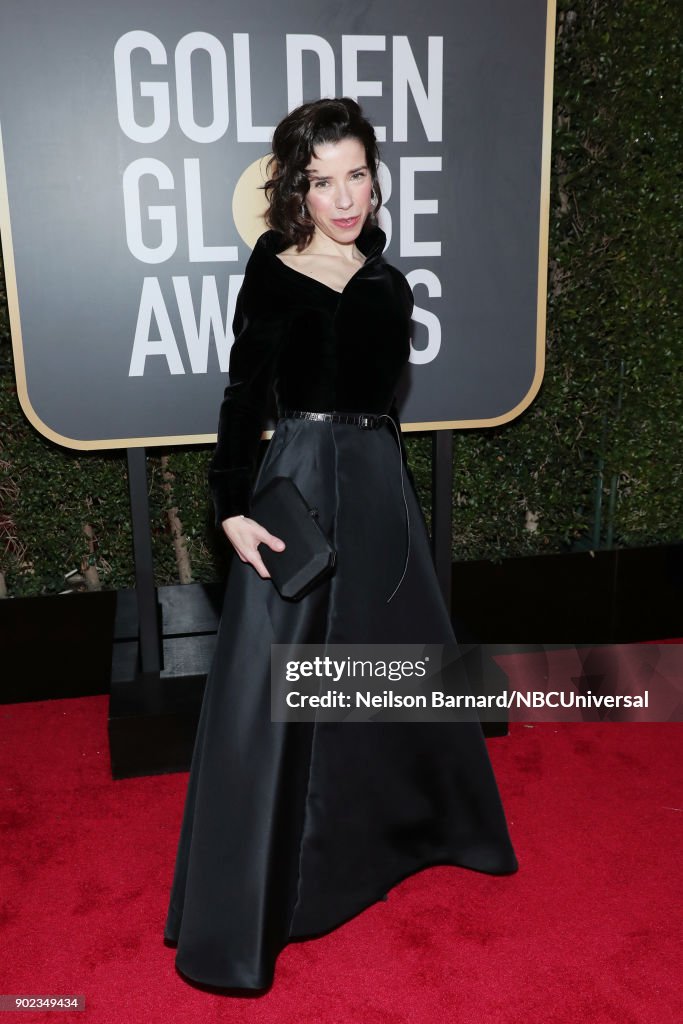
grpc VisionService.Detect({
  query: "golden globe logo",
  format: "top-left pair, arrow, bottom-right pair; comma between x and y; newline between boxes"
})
114,29 -> 444,377
232,155 -> 270,250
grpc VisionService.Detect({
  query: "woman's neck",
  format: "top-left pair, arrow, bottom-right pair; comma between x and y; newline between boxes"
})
300,230 -> 364,262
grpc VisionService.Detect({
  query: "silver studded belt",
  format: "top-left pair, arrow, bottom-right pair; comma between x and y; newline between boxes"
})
280,409 -> 385,429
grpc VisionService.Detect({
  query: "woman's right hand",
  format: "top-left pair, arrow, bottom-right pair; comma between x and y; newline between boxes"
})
221,515 -> 285,579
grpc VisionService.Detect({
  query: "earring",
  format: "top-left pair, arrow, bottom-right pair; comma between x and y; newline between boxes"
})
370,187 -> 378,207
300,201 -> 308,218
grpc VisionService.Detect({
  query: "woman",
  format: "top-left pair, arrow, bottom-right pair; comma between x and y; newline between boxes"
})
164,98 -> 517,991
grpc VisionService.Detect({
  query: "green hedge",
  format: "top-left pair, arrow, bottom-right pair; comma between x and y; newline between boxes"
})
1,0 -> 680,596
450,1 -> 681,561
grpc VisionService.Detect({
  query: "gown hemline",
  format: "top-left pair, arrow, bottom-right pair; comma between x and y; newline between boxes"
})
165,845 -> 518,991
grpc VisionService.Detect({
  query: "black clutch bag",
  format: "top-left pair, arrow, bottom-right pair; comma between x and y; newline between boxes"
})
249,476 -> 337,600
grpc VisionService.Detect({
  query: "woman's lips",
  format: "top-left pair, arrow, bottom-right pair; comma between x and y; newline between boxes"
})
331,215 -> 360,228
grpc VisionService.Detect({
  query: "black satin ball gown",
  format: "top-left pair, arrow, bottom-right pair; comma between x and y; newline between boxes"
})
163,222 -> 518,990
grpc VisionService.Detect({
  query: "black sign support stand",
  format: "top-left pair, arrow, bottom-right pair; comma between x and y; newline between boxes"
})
431,428 -> 453,614
125,447 -> 163,678
430,430 -> 508,736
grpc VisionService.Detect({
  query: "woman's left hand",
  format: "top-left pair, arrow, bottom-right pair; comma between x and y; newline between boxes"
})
221,514 -> 285,578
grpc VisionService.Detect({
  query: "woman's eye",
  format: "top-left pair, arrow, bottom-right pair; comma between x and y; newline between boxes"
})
352,171 -> 367,180
314,180 -> 329,188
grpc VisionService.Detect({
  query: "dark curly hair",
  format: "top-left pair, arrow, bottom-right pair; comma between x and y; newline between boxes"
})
263,97 -> 382,251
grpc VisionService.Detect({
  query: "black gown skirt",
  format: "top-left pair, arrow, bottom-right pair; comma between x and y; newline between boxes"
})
164,415 -> 518,990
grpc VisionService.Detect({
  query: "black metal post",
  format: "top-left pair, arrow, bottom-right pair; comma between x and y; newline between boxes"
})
431,428 -> 454,614
126,447 -> 163,676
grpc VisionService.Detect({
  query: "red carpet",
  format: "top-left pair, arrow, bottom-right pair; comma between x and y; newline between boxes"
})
0,695 -> 680,1023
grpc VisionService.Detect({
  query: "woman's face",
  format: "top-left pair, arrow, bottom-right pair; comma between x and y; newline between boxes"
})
303,136 -> 374,246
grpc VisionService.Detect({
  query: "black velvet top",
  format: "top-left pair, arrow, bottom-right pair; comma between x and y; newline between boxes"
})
208,222 -> 414,526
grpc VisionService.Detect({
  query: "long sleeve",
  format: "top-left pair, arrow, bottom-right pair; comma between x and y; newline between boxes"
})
208,254 -> 286,528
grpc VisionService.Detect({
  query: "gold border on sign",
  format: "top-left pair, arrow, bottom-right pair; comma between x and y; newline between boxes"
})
0,0 -> 556,450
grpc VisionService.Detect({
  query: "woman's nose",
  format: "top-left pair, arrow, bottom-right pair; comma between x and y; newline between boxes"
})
335,186 -> 353,209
